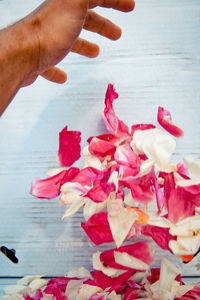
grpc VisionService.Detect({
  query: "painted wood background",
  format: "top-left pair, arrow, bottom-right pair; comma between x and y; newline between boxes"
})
0,0 -> 200,295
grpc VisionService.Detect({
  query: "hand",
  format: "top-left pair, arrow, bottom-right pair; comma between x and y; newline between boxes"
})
22,0 -> 135,86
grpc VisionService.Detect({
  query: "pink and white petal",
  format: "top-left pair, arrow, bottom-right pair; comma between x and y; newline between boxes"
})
177,235 -> 200,253
107,198 -> 138,248
100,242 -> 154,271
86,182 -> 116,203
169,216 -> 200,237
93,251 -> 126,278
153,175 -> 165,213
72,167 -> 100,186
89,293 -> 107,300
176,162 -> 189,179
102,84 -> 129,136
147,216 -> 172,228
59,182 -> 88,206
93,270 -> 134,294
114,251 -> 150,271
62,197 -> 87,219
107,291 -> 122,300
177,283 -> 200,299
58,126 -> 81,167
175,284 -> 196,298
114,145 -> 140,169
142,225 -> 176,251
157,106 -> 184,138
66,267 -> 93,280
76,284 -> 104,300
31,170 -> 68,200
65,279 -> 85,300
139,159 -> 154,177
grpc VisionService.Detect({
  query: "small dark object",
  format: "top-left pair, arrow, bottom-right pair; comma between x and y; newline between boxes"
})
0,246 -> 18,264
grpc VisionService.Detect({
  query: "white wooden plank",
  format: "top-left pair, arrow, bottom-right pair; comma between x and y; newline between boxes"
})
0,0 -> 200,281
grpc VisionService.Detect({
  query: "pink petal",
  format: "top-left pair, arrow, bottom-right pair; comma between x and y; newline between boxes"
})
81,212 -> 114,245
92,269 -> 134,293
30,168 -> 79,199
72,167 -> 100,186
142,224 -> 176,252
100,242 -> 154,271
58,126 -> 81,167
177,162 -> 189,179
124,288 -> 139,300
114,145 -> 140,169
153,175 -> 165,214
102,84 -> 129,136
85,182 -> 116,203
88,137 -> 116,160
157,106 -> 183,138
44,282 -> 67,300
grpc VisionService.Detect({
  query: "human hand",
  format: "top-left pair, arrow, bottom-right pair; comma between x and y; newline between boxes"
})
22,0 -> 135,86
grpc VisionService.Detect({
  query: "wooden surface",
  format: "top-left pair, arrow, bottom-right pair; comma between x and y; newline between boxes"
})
0,0 -> 200,295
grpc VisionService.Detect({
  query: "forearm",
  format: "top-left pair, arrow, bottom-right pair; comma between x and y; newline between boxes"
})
0,20 -> 38,116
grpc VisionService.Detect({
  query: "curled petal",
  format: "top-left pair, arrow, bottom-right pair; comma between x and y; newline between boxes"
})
157,106 -> 183,137
102,84 -> 129,136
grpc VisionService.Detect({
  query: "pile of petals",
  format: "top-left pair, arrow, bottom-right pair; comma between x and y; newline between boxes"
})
3,243 -> 200,299
31,84 -> 200,263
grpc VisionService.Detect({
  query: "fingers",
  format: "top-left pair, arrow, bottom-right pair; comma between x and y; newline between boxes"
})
84,10 -> 122,40
71,38 -> 100,58
89,0 -> 135,12
41,67 -> 67,84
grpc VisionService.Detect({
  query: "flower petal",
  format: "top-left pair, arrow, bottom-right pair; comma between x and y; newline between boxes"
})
58,126 -> 81,167
157,106 -> 183,137
30,168 -> 79,200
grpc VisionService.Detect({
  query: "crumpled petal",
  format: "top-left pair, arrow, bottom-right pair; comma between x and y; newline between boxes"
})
58,126 -> 81,167
157,106 -> 184,137
102,84 -> 129,136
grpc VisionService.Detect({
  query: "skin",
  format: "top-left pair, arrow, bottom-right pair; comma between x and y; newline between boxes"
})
0,0 -> 135,116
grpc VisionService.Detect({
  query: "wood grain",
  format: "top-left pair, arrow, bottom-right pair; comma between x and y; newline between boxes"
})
0,0 -> 200,292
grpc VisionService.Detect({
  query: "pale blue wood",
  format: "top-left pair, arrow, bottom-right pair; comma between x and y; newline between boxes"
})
0,0 -> 200,294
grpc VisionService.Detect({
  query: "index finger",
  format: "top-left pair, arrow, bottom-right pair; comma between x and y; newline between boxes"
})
89,0 -> 135,12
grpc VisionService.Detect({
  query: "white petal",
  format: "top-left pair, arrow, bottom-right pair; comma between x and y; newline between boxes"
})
114,251 -> 150,270
62,197 -> 87,219
29,278 -> 47,291
177,235 -> 200,253
65,279 -> 85,300
124,191 -> 138,207
4,285 -> 28,295
176,178 -> 200,187
107,291 -> 122,300
83,146 -> 103,170
148,216 -> 172,228
93,251 -> 126,278
139,159 -> 155,177
66,267 -> 93,280
175,284 -> 195,298
184,156 -> 200,179
107,198 -> 137,248
159,258 -> 180,292
83,199 -> 107,221
17,275 -> 45,286
46,167 -> 66,177
169,240 -> 192,255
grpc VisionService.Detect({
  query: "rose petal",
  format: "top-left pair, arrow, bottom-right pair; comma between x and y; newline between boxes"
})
30,168 -> 79,200
58,126 -> 81,167
102,84 -> 129,136
157,106 -> 183,137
